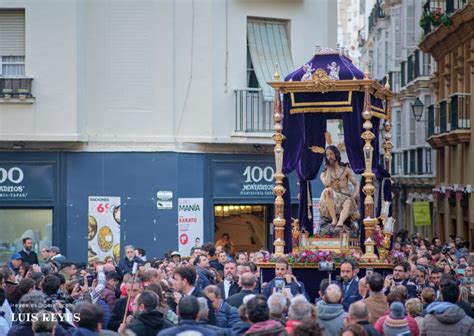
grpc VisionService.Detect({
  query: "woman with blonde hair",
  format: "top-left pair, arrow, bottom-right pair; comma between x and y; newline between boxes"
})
405,298 -> 423,329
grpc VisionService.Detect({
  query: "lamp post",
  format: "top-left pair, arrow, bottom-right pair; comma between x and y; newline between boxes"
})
411,97 -> 424,122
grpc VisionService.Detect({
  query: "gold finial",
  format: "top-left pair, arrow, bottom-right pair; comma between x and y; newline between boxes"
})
384,74 -> 390,90
274,63 -> 280,81
364,63 -> 370,79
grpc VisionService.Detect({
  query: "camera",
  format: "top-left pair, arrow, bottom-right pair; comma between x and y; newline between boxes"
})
441,245 -> 450,255
319,261 -> 334,272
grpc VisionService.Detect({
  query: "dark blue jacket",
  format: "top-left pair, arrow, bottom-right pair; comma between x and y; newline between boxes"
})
157,320 -> 218,336
339,279 -> 362,312
215,301 -> 240,329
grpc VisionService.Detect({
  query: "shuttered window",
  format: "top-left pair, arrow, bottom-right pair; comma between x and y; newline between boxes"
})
247,18 -> 294,101
0,9 -> 25,76
0,9 -> 25,56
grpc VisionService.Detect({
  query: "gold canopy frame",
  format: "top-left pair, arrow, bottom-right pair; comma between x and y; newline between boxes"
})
268,64 -> 394,262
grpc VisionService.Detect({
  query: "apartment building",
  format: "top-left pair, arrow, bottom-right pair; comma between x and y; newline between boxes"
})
0,0 -> 336,261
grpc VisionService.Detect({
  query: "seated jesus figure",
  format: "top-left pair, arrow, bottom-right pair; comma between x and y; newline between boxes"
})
319,145 -> 360,227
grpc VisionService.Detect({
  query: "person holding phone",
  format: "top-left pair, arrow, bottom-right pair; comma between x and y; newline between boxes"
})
262,258 -> 308,300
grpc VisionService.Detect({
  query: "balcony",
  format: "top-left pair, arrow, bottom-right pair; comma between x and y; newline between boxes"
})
420,0 -> 470,36
392,147 -> 434,186
368,0 -> 386,33
0,77 -> 34,103
427,93 -> 471,148
234,88 -> 273,133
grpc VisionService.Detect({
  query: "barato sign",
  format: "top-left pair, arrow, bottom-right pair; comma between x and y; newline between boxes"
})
0,164 -> 54,200
178,198 -> 203,257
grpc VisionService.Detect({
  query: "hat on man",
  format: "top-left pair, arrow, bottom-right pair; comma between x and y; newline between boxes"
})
11,253 -> 23,260
49,246 -> 60,254
170,251 -> 180,257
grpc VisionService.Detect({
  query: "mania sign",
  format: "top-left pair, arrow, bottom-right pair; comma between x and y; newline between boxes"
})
178,198 -> 203,257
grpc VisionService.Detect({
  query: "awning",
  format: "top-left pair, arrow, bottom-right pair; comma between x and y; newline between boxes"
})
247,19 -> 294,101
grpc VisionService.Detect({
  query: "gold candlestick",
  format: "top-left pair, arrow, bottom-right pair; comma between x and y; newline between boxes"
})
272,63 -> 287,256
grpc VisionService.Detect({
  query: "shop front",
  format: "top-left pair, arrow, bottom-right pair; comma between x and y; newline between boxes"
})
210,154 -> 324,253
0,153 -> 63,265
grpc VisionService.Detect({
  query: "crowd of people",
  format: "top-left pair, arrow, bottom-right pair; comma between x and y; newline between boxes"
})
0,233 -> 474,335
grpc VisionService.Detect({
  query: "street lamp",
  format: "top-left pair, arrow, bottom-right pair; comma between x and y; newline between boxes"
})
411,97 -> 424,122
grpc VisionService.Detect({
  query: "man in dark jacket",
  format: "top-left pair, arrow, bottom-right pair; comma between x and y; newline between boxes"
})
107,278 -> 142,331
117,245 -> 143,276
124,290 -> 172,336
345,301 -> 380,336
19,238 -> 39,265
203,285 -> 240,329
262,258 -> 308,300
420,280 -> 474,335
227,272 -> 257,308
158,296 -> 218,336
72,303 -> 104,336
218,260 -> 240,300
174,265 -> 217,325
338,260 -> 362,311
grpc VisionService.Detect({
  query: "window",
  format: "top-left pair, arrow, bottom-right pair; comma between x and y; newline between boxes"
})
395,110 -> 401,148
410,149 -> 416,174
247,18 -> 293,101
410,104 -> 416,146
403,151 -> 408,175
0,56 -> 25,76
0,209 -> 52,265
417,148 -> 423,174
404,0 -> 416,49
0,10 -> 25,76
425,148 -> 432,174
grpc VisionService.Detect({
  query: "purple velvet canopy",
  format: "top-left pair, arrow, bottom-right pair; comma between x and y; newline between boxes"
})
279,52 -> 389,252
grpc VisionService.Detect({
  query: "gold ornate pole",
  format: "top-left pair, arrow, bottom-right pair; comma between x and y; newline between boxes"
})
361,68 -> 378,262
272,64 -> 286,256
382,77 -> 394,174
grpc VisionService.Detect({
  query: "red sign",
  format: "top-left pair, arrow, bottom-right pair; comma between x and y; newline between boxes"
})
179,233 -> 188,245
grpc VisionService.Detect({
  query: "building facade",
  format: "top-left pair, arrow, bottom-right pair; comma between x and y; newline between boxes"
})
362,0 -> 436,236
0,0 -> 336,262
419,0 -> 473,243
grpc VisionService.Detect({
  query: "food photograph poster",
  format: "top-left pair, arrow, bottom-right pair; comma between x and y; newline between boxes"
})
88,196 -> 121,263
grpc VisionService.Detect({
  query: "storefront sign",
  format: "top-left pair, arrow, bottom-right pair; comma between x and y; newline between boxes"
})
0,164 -> 53,200
213,161 -> 276,199
88,196 -> 121,262
413,201 -> 430,226
178,198 -> 203,256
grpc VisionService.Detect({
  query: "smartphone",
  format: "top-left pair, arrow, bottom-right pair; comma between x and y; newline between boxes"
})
366,268 -> 374,276
275,278 -> 285,293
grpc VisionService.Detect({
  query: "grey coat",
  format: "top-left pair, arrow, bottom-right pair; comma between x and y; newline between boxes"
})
420,302 -> 474,336
317,302 -> 347,336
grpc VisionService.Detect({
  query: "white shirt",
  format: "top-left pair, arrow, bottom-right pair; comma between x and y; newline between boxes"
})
186,286 -> 196,296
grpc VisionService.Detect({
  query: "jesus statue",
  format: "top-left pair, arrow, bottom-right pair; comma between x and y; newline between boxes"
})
319,145 -> 360,229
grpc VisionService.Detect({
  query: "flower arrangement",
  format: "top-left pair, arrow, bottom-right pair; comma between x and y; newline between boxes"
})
419,7 -> 452,31
266,250 -> 361,265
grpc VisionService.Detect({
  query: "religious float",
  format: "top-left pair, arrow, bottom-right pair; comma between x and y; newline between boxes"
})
258,46 -> 398,300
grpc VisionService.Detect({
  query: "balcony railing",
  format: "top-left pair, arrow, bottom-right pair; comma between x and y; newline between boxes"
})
0,77 -> 34,100
450,93 -> 471,130
234,88 -> 274,133
395,147 -> 434,176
